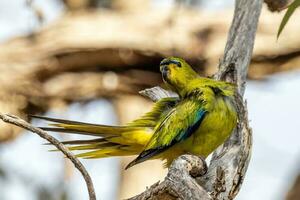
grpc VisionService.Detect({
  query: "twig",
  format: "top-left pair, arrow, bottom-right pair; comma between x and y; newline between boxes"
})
0,113 -> 96,200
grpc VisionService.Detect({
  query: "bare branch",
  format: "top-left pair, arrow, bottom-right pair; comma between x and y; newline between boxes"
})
129,155 -> 211,200
0,113 -> 96,200
139,86 -> 178,102
201,0 -> 262,199
216,0 -> 263,94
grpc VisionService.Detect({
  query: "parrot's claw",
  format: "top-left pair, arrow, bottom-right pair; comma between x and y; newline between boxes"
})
177,154 -> 207,178
189,156 -> 207,178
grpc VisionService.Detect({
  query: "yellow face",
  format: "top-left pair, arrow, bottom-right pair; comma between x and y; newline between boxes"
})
160,58 -> 183,85
159,57 -> 199,94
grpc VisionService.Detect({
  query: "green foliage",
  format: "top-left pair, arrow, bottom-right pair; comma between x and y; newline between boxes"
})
277,0 -> 300,38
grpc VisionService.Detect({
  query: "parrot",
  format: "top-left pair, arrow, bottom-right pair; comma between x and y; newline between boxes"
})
31,57 -> 238,169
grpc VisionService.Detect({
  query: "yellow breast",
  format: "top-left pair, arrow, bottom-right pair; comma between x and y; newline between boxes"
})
156,92 -> 237,167
189,95 -> 237,157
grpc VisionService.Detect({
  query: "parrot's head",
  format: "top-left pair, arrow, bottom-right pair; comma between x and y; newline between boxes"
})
160,57 -> 199,95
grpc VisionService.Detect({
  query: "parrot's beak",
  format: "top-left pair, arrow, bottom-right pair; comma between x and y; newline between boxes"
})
160,65 -> 169,81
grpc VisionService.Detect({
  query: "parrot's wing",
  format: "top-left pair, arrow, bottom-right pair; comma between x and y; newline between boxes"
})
126,98 -> 207,169
127,97 -> 179,127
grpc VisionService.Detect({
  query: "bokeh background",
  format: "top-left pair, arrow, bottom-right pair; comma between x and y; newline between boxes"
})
0,0 -> 300,200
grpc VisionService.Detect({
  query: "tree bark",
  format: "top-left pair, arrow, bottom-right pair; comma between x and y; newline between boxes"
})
129,155 -> 211,200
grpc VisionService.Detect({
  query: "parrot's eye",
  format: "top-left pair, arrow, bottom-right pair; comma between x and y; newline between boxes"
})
160,59 -> 181,68
169,60 -> 181,68
174,61 -> 182,68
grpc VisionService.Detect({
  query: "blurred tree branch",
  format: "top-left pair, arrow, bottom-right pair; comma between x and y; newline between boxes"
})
264,0 -> 292,11
1,5 -> 300,142
0,113 -> 96,200
61,0 -> 101,10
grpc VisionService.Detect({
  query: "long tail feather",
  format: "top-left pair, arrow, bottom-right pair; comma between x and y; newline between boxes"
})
67,143 -> 119,151
76,147 -> 136,159
45,138 -> 109,145
31,114 -> 151,165
39,127 -> 104,136
30,115 -> 103,126
30,115 -> 141,136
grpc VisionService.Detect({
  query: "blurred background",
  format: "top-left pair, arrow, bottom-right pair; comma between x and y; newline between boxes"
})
0,0 -> 300,199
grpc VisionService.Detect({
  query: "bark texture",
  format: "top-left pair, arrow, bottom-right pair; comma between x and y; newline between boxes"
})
199,1 -> 262,197
129,155 -> 211,200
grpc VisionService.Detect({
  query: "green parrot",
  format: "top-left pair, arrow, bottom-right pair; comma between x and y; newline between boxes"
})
32,57 -> 237,169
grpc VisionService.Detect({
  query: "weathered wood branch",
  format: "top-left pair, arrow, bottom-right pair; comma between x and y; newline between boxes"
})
139,86 -> 177,101
217,0 -> 262,94
129,0 -> 261,199
129,155 -> 211,200
0,113 -> 96,200
199,0 -> 262,198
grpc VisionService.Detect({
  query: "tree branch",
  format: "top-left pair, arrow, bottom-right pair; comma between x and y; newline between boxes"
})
199,0 -> 262,198
129,155 -> 211,200
0,113 -> 96,200
139,86 -> 178,101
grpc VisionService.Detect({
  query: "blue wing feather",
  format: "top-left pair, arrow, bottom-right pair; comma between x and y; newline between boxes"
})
125,106 -> 207,169
175,110 -> 206,141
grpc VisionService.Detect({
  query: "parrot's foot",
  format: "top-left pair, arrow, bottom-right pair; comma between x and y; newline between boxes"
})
189,156 -> 207,178
176,154 -> 207,178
